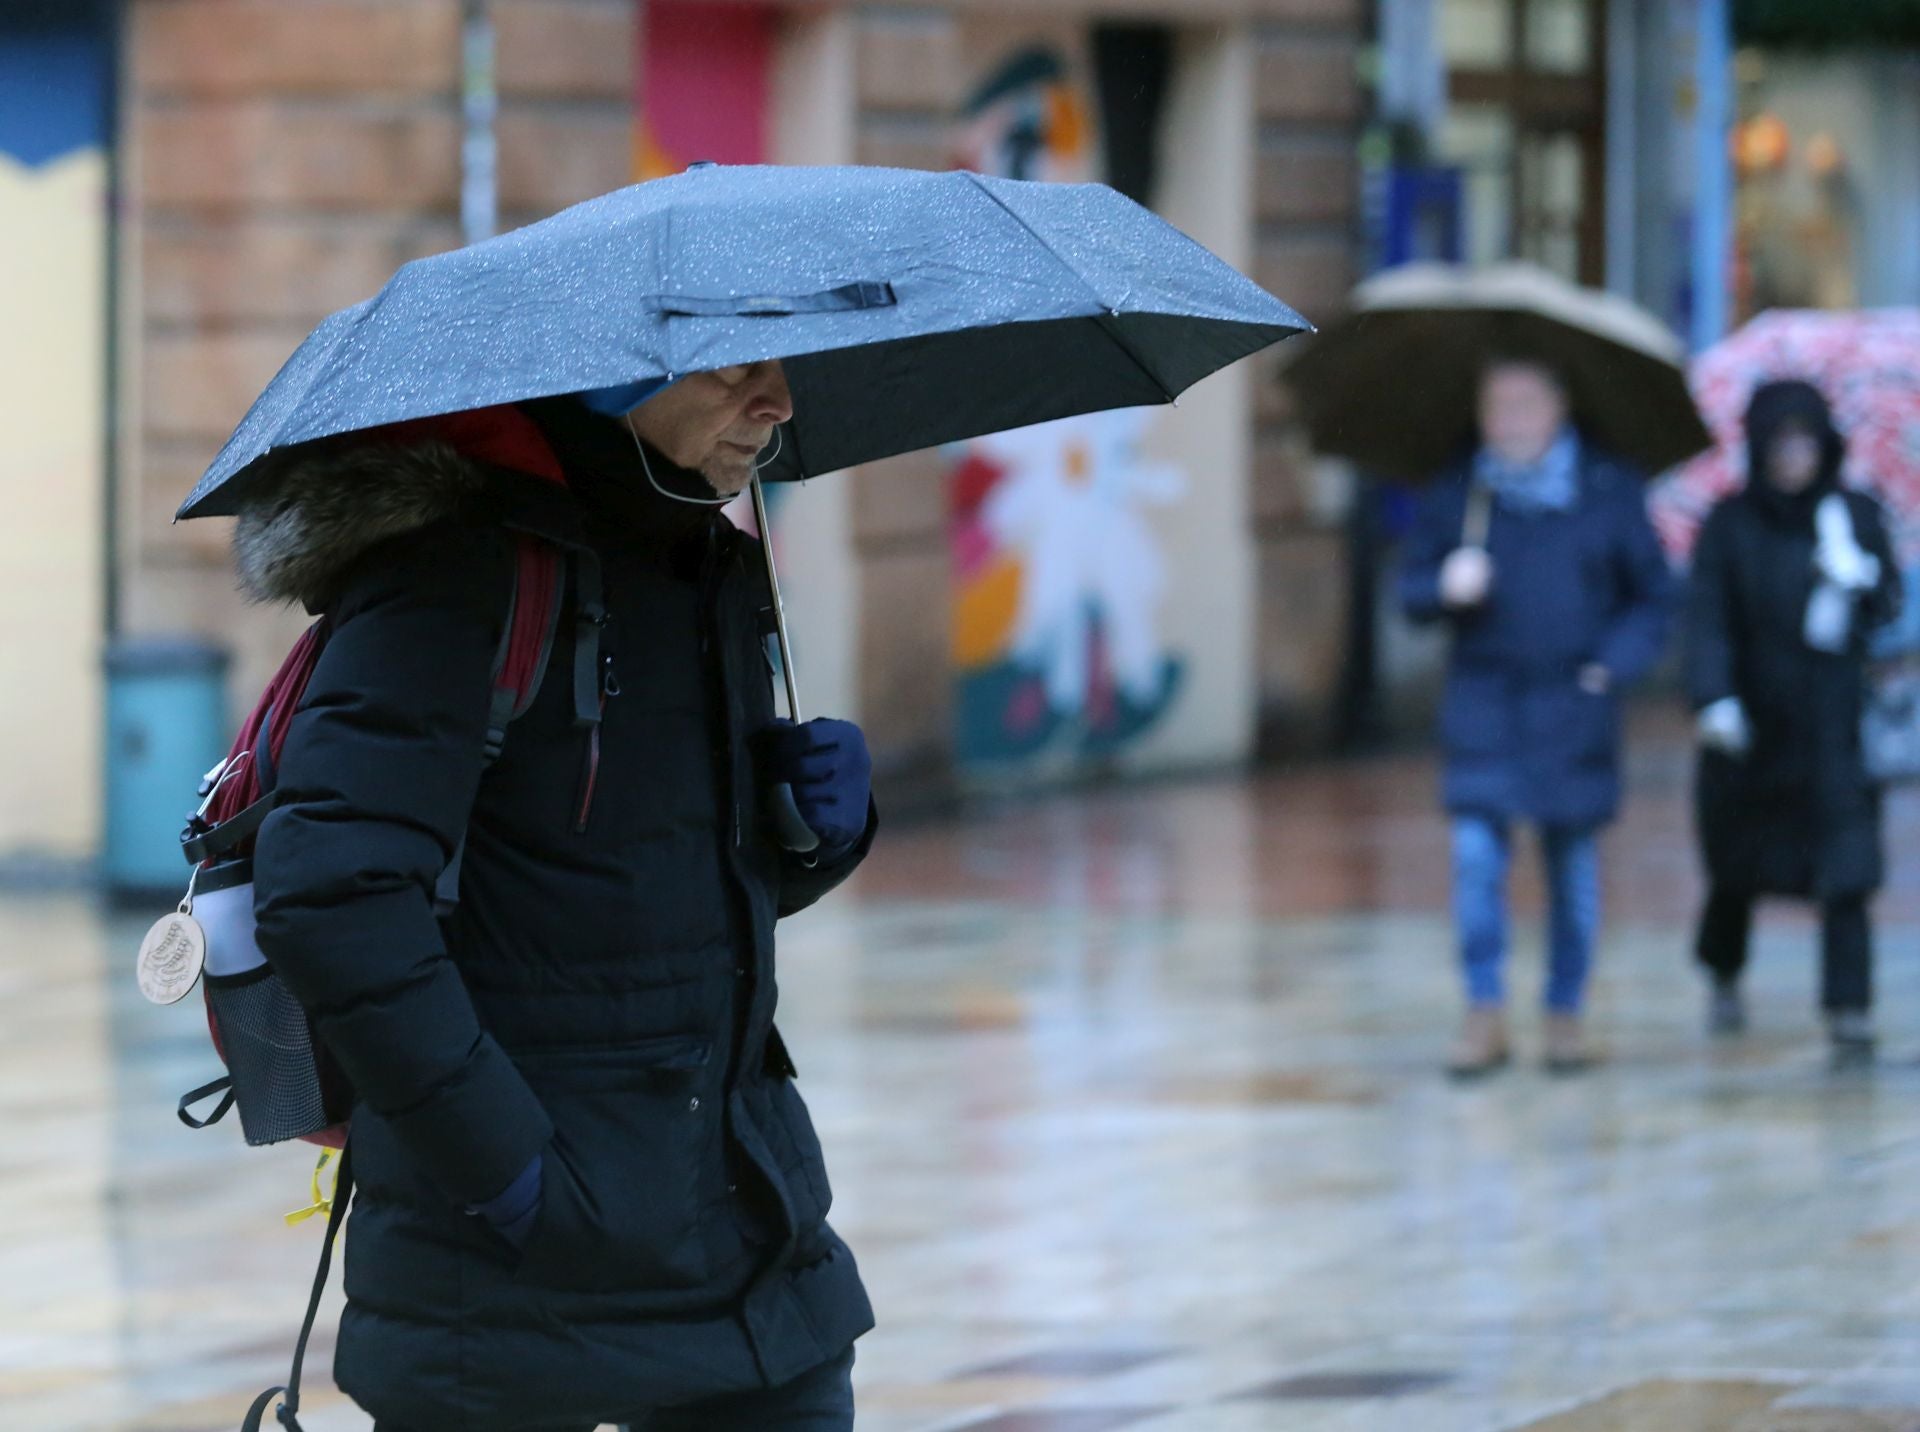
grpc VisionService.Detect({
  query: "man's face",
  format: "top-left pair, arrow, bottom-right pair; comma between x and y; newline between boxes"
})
626,361 -> 794,497
1478,363 -> 1570,469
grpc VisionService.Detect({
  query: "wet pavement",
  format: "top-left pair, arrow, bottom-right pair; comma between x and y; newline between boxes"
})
5,715 -> 1920,1431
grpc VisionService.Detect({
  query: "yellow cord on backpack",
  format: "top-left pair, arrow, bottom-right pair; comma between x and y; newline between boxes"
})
285,1147 -> 342,1227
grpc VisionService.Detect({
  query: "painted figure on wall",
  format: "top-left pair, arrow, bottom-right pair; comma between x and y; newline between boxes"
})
948,42 -> 1186,766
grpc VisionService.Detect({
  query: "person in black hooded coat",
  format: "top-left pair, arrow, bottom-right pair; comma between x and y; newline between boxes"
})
245,363 -> 877,1430
1685,379 -> 1902,1061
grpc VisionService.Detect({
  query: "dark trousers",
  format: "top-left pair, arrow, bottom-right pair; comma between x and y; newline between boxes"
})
1695,886 -> 1874,1012
373,1345 -> 855,1432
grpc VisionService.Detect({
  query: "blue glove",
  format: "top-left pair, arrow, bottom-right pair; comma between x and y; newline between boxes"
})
759,718 -> 872,858
467,1152 -> 543,1251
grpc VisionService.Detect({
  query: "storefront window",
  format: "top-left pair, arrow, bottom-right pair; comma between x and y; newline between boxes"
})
1441,0 -> 1514,69
1523,0 -> 1592,74
1437,104 -> 1515,266
1437,0 -> 1606,283
1517,129 -> 1585,278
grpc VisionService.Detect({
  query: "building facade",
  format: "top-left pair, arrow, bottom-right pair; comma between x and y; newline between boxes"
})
0,0 -> 1367,867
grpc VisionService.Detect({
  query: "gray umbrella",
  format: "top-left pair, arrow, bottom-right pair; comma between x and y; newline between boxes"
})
177,163 -> 1307,518
178,164 -> 1307,850
1281,262 -> 1710,480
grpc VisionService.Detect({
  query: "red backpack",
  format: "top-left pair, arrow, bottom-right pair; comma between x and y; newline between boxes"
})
172,529 -> 569,1149
171,409 -> 592,1155
160,409 -> 617,1432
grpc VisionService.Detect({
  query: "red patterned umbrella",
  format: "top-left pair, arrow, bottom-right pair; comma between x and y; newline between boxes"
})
1651,309 -> 1920,563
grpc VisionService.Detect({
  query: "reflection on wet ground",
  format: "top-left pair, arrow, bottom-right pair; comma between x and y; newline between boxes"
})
5,719 -> 1919,1430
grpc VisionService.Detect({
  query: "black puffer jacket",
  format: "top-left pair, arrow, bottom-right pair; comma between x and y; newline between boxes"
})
247,399 -> 875,1427
1686,380 -> 1902,899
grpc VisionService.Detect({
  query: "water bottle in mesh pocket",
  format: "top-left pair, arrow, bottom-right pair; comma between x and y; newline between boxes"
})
177,857 -> 352,1147
204,965 -> 333,1146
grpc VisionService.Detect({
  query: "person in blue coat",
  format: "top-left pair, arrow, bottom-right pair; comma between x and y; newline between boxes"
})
1400,358 -> 1674,1077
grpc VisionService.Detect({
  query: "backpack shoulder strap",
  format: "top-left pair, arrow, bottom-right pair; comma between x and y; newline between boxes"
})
483,534 -> 567,762
433,534 -> 569,915
240,1146 -> 352,1432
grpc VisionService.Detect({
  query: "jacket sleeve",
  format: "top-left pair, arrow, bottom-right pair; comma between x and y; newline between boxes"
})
1684,502 -> 1740,711
1397,481 -> 1459,624
1853,493 -> 1905,637
777,798 -> 878,918
1595,481 -> 1676,684
252,522 -> 553,1207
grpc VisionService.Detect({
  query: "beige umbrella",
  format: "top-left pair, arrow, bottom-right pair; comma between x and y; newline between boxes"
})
1282,262 -> 1711,480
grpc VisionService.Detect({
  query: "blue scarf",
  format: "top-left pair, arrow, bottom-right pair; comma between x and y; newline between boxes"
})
1473,429 -> 1581,514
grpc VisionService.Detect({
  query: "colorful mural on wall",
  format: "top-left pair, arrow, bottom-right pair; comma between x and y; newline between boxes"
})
947,37 -> 1186,768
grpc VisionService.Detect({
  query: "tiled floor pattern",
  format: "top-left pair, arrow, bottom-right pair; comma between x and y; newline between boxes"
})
5,722 -> 1920,1429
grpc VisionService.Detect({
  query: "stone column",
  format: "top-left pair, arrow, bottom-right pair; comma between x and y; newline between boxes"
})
1251,0 -> 1362,753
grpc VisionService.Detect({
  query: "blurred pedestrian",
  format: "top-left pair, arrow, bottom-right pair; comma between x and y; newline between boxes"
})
1401,358 -> 1674,1077
1685,379 -> 1902,1065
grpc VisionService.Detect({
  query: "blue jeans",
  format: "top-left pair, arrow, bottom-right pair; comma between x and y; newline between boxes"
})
1451,815 -> 1601,1014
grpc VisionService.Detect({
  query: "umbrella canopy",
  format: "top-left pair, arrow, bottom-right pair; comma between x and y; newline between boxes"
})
1650,308 -> 1920,564
178,164 -> 1306,519
1280,261 -> 1710,482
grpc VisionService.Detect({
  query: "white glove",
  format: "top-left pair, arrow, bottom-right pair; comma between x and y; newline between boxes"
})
1697,697 -> 1752,757
1815,494 -> 1881,593
1439,547 -> 1494,609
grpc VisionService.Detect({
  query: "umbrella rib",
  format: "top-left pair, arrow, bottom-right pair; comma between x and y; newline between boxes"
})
962,173 -> 1177,404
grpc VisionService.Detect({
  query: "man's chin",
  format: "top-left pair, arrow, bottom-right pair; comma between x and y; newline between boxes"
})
700,461 -> 754,499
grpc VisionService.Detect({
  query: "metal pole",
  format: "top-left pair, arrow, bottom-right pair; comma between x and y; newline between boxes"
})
749,475 -> 819,855
750,475 -> 803,723
1691,0 -> 1732,351
461,0 -> 498,246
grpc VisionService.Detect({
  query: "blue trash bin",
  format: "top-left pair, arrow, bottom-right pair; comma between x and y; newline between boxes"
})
104,638 -> 229,903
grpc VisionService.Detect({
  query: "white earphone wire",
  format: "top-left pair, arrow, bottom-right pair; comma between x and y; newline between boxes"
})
622,410 -> 787,506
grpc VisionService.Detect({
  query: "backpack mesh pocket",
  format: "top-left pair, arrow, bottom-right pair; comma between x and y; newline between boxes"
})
204,965 -> 330,1146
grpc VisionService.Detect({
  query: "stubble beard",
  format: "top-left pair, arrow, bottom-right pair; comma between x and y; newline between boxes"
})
701,454 -> 754,499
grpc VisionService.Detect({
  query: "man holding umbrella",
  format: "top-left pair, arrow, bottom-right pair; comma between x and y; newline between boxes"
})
1398,355 -> 1673,1076
180,167 -> 1305,1430
246,364 -> 880,1431
1288,265 -> 1699,1077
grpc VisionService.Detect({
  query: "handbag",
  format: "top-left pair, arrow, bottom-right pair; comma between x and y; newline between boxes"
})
1862,655 -> 1920,785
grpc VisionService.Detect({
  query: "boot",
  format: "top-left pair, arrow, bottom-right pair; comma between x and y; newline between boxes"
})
1447,1006 -> 1511,1080
1707,979 -> 1747,1038
1543,1012 -> 1598,1075
1827,1009 -> 1876,1069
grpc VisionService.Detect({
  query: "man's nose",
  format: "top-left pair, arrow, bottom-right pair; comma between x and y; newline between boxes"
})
744,362 -> 794,426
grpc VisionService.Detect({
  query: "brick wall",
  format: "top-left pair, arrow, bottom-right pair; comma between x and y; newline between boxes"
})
120,0 -> 1361,790
122,0 -> 634,702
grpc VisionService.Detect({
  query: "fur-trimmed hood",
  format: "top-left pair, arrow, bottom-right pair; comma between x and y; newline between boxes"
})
234,441 -> 493,610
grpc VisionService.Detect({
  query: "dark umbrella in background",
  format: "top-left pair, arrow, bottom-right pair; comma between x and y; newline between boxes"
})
1281,261 -> 1710,481
179,162 -> 1310,844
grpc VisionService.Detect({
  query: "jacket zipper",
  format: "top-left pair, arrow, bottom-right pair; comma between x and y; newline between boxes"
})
574,656 -> 619,833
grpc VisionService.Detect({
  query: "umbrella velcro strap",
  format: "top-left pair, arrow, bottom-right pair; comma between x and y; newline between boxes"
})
661,282 -> 896,318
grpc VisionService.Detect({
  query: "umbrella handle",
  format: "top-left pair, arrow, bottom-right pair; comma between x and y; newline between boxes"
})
768,784 -> 821,856
753,476 -> 822,856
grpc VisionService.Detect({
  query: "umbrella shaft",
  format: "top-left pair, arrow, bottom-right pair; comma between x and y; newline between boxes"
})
750,476 -> 803,723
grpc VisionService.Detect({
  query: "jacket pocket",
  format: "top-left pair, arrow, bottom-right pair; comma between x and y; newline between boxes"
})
511,1036 -> 719,1293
